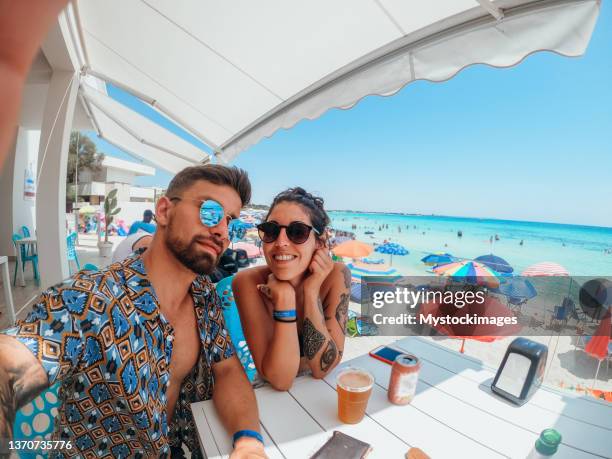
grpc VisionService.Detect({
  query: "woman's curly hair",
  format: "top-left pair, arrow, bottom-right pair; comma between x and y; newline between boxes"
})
265,187 -> 330,238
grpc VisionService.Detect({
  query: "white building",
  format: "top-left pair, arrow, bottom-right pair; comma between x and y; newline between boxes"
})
72,156 -> 162,225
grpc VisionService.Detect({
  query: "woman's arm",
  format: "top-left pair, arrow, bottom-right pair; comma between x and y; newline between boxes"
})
301,256 -> 350,379
233,269 -> 301,391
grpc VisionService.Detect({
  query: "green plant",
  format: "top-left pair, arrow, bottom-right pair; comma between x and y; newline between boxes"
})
103,189 -> 121,243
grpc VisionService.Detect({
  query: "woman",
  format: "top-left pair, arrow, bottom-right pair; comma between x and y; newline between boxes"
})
233,188 -> 350,390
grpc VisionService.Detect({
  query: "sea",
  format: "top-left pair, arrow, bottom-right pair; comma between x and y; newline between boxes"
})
328,212 -> 612,277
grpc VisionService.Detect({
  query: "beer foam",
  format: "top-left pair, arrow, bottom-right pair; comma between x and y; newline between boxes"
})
338,370 -> 373,391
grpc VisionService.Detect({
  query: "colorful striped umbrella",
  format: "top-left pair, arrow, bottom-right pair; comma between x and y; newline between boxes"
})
433,260 -> 500,288
347,261 -> 400,283
332,240 -> 373,258
522,262 -> 569,276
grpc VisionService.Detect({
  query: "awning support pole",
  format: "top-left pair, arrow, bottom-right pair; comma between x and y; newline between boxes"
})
82,67 -> 219,152
81,90 -> 207,164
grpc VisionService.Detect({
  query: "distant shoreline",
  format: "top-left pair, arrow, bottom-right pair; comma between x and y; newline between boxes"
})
326,209 -> 612,231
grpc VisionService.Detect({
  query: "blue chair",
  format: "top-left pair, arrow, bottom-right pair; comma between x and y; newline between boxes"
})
66,232 -> 80,274
82,263 -> 99,271
13,382 -> 61,458
20,226 -> 31,238
215,276 -> 257,381
12,234 -> 39,286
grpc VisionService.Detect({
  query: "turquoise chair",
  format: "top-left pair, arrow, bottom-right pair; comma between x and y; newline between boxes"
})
12,234 -> 39,286
66,232 -> 80,274
20,226 -> 31,238
216,276 -> 257,381
82,263 -> 98,271
13,382 -> 61,458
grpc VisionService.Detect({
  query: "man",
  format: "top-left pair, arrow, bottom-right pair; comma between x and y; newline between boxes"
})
128,209 -> 157,235
0,165 -> 267,458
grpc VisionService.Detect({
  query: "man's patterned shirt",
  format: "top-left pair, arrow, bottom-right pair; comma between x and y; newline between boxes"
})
2,255 -> 234,458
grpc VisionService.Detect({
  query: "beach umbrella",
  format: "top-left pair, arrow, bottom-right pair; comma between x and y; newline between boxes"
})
433,260 -> 501,289
420,296 -> 522,353
474,254 -> 514,274
232,241 -> 261,258
522,262 -> 569,276
496,277 -> 537,300
584,310 -> 611,388
375,242 -> 409,266
421,252 -> 453,266
361,258 -> 385,265
330,235 -> 352,246
332,240 -> 373,258
347,261 -> 399,283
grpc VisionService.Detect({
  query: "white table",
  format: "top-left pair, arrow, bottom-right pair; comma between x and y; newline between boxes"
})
192,337 -> 611,459
14,237 -> 37,287
0,256 -> 16,324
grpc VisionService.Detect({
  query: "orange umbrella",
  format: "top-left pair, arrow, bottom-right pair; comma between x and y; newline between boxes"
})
332,240 -> 373,258
584,310 -> 611,387
420,295 -> 522,353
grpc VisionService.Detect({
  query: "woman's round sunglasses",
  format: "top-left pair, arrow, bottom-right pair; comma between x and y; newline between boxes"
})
257,221 -> 319,244
169,197 -> 238,228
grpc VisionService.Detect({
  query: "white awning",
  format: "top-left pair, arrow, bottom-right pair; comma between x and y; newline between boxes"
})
73,0 -> 600,162
79,83 -> 209,173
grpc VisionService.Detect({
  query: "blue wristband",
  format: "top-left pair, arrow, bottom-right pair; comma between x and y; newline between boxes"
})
273,309 -> 297,319
233,429 -> 264,446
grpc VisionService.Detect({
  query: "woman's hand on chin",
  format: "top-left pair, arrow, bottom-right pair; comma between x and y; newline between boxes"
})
303,248 -> 334,295
257,273 -> 295,309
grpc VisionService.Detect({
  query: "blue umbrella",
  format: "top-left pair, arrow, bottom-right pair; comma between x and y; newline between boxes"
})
375,243 -> 409,266
474,254 -> 514,274
421,252 -> 453,266
496,277 -> 537,300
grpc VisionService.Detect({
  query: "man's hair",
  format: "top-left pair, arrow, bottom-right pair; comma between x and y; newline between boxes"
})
166,164 -> 251,206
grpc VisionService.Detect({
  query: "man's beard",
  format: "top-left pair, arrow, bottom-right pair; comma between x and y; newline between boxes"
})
165,221 -> 223,275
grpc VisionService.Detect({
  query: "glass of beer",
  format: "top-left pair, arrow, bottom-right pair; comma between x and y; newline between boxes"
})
336,367 -> 374,424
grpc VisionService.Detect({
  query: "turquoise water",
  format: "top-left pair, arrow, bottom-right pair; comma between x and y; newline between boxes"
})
329,212 -> 612,276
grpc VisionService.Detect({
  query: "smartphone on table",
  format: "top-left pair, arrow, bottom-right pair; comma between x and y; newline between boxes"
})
369,345 -> 404,365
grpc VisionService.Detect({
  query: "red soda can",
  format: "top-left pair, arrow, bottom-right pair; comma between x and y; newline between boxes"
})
388,354 -> 421,405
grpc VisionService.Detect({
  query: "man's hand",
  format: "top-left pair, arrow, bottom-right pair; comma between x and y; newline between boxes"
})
0,335 -> 49,442
257,273 -> 295,309
303,248 -> 334,295
230,437 -> 268,459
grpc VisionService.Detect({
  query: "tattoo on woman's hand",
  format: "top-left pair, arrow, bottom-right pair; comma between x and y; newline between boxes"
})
302,318 -> 325,360
320,340 -> 338,372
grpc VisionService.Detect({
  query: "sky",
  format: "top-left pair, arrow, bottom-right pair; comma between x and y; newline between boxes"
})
89,2 -> 612,228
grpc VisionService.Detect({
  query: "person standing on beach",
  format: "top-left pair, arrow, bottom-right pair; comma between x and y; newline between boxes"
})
0,165 -> 267,458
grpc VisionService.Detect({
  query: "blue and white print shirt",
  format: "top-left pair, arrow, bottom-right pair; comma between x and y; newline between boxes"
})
2,254 -> 234,458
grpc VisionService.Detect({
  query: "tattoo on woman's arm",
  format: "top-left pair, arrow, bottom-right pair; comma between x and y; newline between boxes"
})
302,318 -> 325,360
342,266 -> 351,289
320,340 -> 338,372
335,293 -> 349,334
